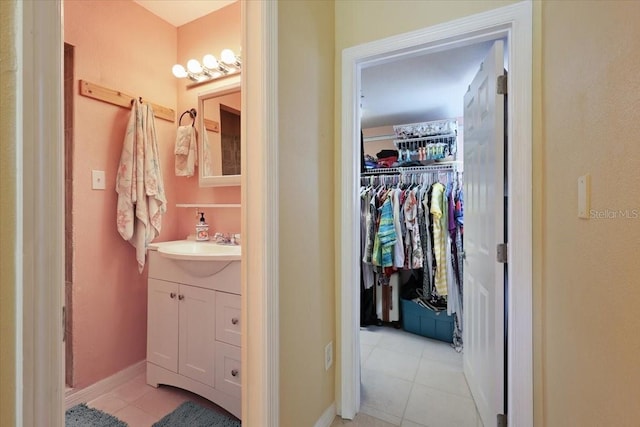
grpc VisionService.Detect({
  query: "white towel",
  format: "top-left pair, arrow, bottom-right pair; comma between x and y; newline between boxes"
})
175,125 -> 197,177
116,99 -> 167,272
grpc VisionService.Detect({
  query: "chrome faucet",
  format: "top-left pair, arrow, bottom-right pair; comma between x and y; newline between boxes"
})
213,232 -> 240,245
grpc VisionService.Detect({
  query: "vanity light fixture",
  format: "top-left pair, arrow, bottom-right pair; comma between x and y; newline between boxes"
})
172,49 -> 242,84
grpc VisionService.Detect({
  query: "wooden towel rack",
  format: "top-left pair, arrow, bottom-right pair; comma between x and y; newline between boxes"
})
79,80 -> 175,122
203,118 -> 220,133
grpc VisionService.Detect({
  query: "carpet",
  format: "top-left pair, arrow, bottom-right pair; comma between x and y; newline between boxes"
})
65,403 -> 127,427
153,401 -> 241,427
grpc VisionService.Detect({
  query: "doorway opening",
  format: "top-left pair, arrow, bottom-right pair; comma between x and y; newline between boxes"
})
356,38 -> 506,426
339,3 -> 533,426
19,1 -> 276,424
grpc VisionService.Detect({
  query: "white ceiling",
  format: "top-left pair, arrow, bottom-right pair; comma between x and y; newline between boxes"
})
361,40 -> 497,129
133,0 -> 236,27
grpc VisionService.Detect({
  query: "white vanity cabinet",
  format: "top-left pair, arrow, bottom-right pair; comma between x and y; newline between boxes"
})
147,279 -> 216,386
146,249 -> 241,418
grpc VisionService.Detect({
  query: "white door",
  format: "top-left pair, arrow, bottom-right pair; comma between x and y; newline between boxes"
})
463,39 -> 506,427
178,284 -> 216,386
147,279 -> 179,372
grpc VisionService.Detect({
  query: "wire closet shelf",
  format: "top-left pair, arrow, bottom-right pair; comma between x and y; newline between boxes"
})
392,118 -> 458,163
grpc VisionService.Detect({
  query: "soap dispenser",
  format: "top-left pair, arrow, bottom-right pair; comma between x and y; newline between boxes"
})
196,211 -> 209,241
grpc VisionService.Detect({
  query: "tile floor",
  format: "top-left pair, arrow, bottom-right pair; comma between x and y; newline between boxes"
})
76,327 -> 477,427
332,325 -> 481,427
80,373 -> 238,427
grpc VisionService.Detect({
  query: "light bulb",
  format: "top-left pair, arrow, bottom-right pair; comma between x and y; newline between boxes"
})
202,54 -> 219,70
220,49 -> 236,65
172,64 -> 188,78
187,59 -> 203,74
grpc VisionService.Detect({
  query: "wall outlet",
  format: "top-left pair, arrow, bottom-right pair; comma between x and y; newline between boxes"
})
325,341 -> 333,371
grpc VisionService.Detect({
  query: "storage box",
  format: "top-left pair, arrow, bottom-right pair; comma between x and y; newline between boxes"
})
401,299 -> 454,343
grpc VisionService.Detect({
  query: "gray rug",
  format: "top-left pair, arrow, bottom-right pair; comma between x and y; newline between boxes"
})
153,401 -> 241,427
65,403 -> 127,427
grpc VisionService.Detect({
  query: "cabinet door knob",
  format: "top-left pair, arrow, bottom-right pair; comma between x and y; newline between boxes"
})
170,292 -> 176,299
178,294 -> 184,300
231,369 -> 239,377
231,318 -> 239,325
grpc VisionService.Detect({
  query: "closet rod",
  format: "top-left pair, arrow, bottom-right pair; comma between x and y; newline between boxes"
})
79,80 -> 175,122
361,163 -> 458,176
363,134 -> 395,143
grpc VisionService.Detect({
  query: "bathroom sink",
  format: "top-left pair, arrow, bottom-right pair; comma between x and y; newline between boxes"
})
152,240 -> 241,261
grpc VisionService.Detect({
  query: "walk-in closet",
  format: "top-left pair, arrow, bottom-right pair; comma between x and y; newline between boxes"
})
359,121 -> 471,426
361,121 -> 463,351
355,38 -> 507,426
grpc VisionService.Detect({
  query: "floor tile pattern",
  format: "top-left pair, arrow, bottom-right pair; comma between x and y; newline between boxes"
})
332,326 -> 482,427
83,373 -> 236,427
76,326 -> 479,427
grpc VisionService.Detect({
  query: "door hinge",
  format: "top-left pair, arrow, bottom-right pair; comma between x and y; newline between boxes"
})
62,306 -> 66,342
497,74 -> 507,95
497,413 -> 507,427
497,243 -> 508,263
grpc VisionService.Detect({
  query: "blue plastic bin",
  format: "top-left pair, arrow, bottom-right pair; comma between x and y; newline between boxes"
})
401,299 -> 454,343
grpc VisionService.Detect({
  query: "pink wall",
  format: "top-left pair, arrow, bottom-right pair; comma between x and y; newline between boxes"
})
65,0 -> 179,388
174,1 -> 242,238
64,0 -> 241,389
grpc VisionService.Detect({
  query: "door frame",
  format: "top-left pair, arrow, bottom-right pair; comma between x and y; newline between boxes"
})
17,1 -> 278,425
339,2 -> 533,425
16,0 -> 66,425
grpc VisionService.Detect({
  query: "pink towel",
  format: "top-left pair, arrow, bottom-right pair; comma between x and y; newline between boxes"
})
116,99 -> 167,272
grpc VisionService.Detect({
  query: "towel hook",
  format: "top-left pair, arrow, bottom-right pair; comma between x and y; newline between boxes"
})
179,108 -> 197,127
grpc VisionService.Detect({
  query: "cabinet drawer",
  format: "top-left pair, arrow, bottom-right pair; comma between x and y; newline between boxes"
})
215,342 -> 241,398
215,292 -> 241,346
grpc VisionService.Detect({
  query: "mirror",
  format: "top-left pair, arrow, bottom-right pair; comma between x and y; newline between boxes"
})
198,75 -> 241,187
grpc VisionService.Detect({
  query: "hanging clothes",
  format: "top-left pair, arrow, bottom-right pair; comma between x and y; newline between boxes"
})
360,186 -> 378,325
450,178 -> 464,351
116,99 -> 167,273
359,166 -> 464,347
417,184 -> 433,302
360,186 -> 375,290
430,182 -> 448,296
373,193 -> 396,267
391,189 -> 405,269
404,189 -> 423,269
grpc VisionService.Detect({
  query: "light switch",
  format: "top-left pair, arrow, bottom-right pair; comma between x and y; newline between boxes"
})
92,170 -> 106,190
578,174 -> 590,219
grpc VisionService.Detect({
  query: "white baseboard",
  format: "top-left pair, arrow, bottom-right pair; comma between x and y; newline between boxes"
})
314,402 -> 336,427
64,360 -> 146,409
